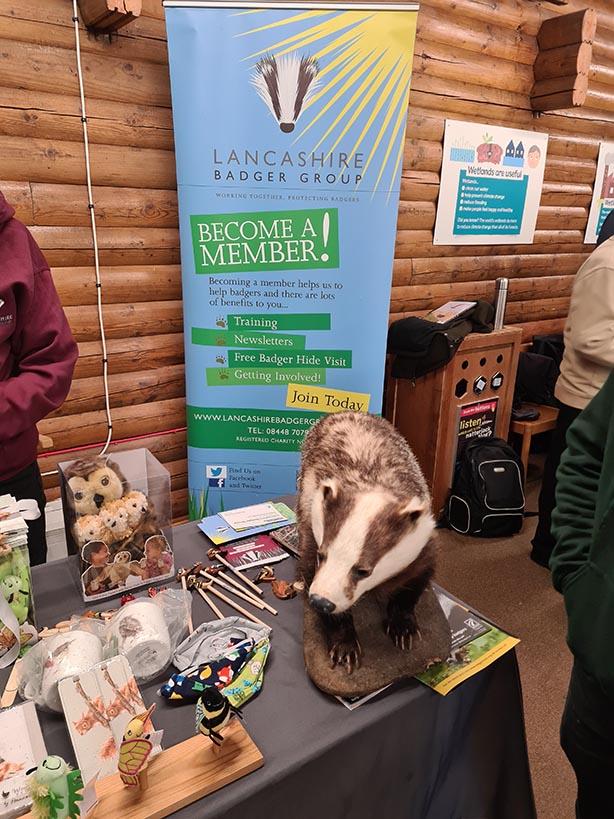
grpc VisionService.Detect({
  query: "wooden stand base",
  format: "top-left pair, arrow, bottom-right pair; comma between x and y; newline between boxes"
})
21,720 -> 263,819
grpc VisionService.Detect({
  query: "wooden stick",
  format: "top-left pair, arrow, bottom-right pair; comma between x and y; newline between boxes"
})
200,582 -> 268,627
201,571 -> 278,616
1,659 -> 22,709
177,569 -> 195,633
211,553 -> 263,596
217,569 -> 262,599
195,586 -> 224,620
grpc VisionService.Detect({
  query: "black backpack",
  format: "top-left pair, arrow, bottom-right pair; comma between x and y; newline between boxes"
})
447,438 -> 525,537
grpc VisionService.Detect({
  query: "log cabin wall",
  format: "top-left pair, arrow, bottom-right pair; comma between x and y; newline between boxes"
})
1,0 -> 612,520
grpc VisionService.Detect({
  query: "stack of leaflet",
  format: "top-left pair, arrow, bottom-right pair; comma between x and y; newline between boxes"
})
0,495 -> 29,551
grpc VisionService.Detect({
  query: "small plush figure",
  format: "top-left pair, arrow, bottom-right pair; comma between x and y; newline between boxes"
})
118,703 -> 156,789
27,756 -> 83,819
1,574 -> 29,624
73,515 -> 113,550
195,687 -> 243,747
65,458 -> 127,517
103,551 -> 142,587
100,500 -> 134,541
122,491 -> 148,528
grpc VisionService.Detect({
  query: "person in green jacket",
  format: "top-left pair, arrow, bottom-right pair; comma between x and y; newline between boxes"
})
551,368 -> 614,819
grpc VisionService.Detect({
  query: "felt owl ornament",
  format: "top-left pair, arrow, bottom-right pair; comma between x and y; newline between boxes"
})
118,704 -> 156,789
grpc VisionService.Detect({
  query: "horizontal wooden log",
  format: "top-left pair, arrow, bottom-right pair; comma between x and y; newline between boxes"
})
412,72 -> 529,112
31,184 -> 178,228
400,174 -> 440,203
403,139 -> 442,173
593,33 -> 614,66
416,5 -> 537,65
48,363 -> 185,417
413,37 -> 533,94
519,318 -> 566,343
589,62 -> 614,88
0,136 -> 176,189
537,9 -> 598,51
0,38 -> 171,107
420,0 -> 543,36
52,265 -> 181,305
535,206 -> 587,231
583,82 -> 614,114
531,74 -> 588,102
389,276 -> 573,313
396,201 -> 436,231
410,87 -> 614,138
38,396 -> 186,450
543,156 -> 596,184
42,246 -> 181,267
394,229 -> 592,259
396,252 -> 588,286
64,301 -> 183,342
533,42 -> 592,82
31,225 -> 178,252
74,333 -> 184,379
0,87 -> 174,150
546,133 -> 599,160
540,182 -> 593,207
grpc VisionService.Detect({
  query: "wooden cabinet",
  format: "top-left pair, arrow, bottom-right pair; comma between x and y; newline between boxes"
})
385,327 -> 522,517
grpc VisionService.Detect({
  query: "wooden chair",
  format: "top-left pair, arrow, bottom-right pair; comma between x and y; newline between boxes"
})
510,403 -> 559,480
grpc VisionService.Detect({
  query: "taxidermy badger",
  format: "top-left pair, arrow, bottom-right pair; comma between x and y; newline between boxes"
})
252,54 -> 319,133
297,412 -> 436,674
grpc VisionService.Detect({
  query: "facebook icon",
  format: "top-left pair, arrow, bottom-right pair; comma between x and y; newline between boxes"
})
206,465 -> 227,488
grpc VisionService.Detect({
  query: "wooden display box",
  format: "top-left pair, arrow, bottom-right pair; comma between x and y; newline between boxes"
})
385,327 -> 522,517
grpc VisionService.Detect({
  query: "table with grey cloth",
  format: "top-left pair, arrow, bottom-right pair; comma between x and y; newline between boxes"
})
27,521 -> 536,819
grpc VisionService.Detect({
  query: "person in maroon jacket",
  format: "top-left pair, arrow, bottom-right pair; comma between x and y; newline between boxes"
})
0,191 -> 78,565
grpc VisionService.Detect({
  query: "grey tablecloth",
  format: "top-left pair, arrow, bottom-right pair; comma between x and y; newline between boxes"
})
29,522 -> 536,819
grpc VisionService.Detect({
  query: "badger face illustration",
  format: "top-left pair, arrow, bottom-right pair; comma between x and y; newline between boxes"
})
252,54 -> 319,133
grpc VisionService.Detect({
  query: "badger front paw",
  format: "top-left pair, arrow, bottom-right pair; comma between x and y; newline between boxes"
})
385,610 -> 421,651
328,634 -> 362,674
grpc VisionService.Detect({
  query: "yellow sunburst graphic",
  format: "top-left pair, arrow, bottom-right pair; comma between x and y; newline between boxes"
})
238,9 -> 417,193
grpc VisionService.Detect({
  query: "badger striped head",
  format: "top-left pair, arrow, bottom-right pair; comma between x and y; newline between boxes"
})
252,54 -> 319,133
308,479 -> 435,613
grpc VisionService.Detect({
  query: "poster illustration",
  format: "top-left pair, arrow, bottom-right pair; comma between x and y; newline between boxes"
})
434,120 -> 548,245
585,141 -> 614,244
164,2 -> 419,517
453,398 -> 499,472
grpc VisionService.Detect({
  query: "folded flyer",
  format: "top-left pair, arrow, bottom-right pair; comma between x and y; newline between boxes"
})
414,585 -> 519,696
218,534 -> 290,570
198,501 -> 297,545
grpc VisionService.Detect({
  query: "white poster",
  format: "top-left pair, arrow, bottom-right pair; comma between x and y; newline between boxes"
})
434,120 -> 548,245
585,141 -> 614,244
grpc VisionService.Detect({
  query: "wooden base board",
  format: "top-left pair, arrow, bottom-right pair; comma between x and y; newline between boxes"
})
21,720 -> 263,819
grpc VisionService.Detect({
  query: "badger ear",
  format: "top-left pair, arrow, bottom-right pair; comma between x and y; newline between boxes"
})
399,496 -> 426,525
321,479 -> 339,502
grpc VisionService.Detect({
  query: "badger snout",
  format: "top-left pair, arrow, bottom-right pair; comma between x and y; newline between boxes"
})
309,594 -> 336,614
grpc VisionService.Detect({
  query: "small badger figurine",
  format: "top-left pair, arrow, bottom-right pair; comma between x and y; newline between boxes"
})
297,412 -> 436,674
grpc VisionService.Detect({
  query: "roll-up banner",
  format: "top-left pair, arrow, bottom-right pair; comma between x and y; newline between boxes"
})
164,1 -> 419,518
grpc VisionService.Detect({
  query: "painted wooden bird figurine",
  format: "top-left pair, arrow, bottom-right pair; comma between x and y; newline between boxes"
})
195,686 -> 242,747
118,703 -> 156,788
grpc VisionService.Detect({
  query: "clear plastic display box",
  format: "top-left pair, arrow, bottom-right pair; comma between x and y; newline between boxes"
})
57,449 -> 174,602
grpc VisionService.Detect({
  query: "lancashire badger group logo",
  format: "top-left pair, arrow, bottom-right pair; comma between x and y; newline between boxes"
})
252,54 -> 320,133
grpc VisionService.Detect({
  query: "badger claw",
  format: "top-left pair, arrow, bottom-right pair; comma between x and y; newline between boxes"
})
328,638 -> 362,674
385,611 -> 419,651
